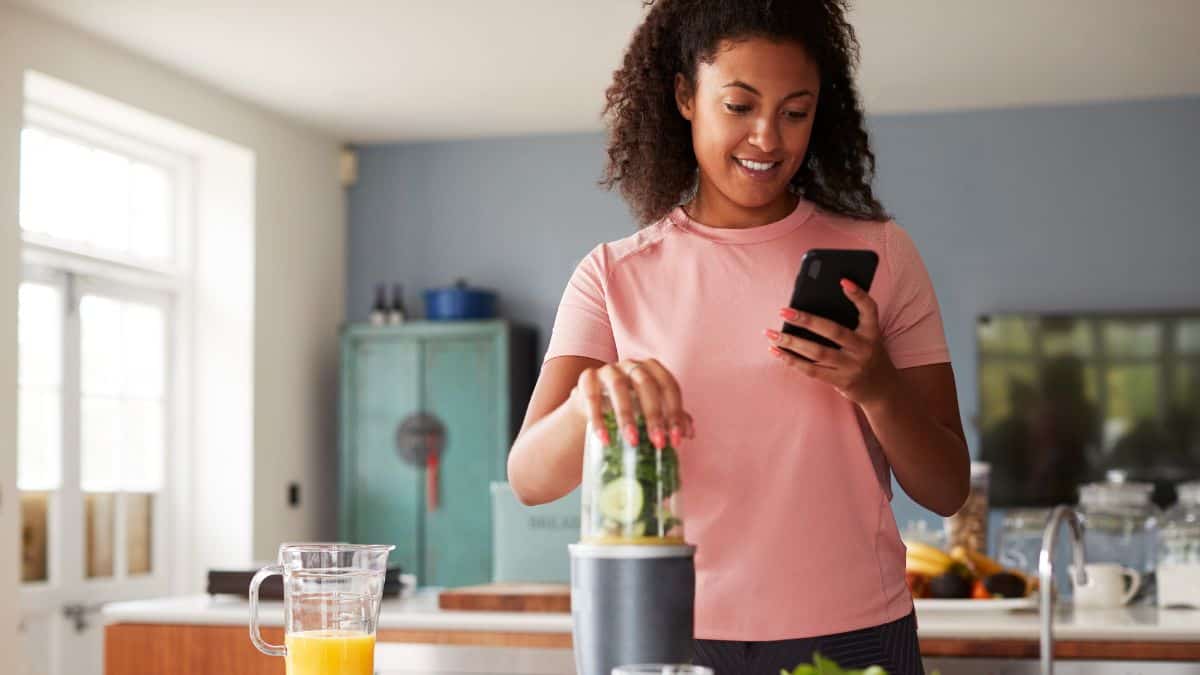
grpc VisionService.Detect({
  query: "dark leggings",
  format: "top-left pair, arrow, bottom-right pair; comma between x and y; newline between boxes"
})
693,611 -> 924,675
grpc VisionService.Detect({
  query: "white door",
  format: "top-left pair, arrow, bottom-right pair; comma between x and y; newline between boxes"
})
18,271 -> 173,675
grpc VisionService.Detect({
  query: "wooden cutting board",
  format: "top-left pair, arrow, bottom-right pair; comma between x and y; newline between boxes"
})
438,582 -> 571,613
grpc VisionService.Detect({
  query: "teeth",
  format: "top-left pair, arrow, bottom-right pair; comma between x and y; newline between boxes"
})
737,158 -> 777,172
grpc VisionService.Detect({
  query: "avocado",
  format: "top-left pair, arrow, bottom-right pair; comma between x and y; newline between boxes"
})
984,572 -> 1028,599
929,571 -> 972,599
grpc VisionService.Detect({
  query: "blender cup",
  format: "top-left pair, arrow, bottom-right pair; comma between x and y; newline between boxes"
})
571,394 -> 695,675
249,543 -> 395,675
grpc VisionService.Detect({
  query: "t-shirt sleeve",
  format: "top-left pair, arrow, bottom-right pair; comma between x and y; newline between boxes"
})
880,222 -> 951,369
542,244 -> 619,364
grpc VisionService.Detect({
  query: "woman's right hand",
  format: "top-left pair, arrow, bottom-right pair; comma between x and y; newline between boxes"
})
568,358 -> 695,450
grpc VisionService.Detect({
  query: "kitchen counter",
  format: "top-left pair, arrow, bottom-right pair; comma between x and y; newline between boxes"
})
103,590 -> 1200,643
102,591 -> 1200,675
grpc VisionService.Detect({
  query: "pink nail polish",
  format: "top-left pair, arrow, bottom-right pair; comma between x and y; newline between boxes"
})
598,427 -> 611,445
650,428 -> 666,450
764,329 -> 780,340
779,308 -> 798,320
624,424 -> 639,446
669,427 -> 682,447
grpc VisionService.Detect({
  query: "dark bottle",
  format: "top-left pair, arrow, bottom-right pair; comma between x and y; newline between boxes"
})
388,283 -> 407,324
369,284 -> 388,326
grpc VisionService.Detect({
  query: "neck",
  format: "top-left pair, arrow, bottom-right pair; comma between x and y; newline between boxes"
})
683,180 -> 798,228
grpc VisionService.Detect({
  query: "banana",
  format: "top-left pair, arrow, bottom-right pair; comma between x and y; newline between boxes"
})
905,551 -> 951,577
950,545 -> 1007,578
966,549 -> 1005,578
905,541 -> 954,568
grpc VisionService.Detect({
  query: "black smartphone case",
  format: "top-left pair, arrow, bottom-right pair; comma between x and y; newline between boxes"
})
781,249 -> 879,356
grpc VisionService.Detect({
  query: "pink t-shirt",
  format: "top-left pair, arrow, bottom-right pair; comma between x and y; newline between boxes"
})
544,198 -> 951,640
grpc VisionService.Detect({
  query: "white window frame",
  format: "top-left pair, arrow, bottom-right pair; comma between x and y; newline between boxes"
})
17,100 -> 195,599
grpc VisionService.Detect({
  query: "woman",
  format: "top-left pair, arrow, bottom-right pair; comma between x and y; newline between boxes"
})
508,2 -> 969,673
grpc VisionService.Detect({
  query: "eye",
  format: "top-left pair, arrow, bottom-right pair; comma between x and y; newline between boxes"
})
784,110 -> 810,120
724,103 -> 751,114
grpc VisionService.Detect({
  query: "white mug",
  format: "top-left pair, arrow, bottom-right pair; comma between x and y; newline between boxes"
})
1070,563 -> 1142,608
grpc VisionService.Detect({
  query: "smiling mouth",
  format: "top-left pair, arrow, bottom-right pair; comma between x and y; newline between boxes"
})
735,157 -> 781,171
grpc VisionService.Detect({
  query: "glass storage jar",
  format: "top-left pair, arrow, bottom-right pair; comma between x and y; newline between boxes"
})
580,394 -> 684,545
1157,481 -> 1200,608
944,462 -> 990,553
996,507 -> 1051,578
1077,478 -> 1160,604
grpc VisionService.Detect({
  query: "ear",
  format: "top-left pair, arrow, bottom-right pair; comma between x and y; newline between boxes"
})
674,73 -> 695,121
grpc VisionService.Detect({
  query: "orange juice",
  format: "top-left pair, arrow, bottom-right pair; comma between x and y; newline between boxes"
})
285,630 -> 375,675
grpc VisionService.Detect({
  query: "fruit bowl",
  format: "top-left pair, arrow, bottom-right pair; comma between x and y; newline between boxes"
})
904,541 -> 1038,611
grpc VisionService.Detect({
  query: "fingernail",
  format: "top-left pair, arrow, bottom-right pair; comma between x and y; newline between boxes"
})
764,328 -> 780,341
670,427 -> 683,448
769,346 -> 785,357
840,279 -> 855,291
650,427 -> 666,450
779,308 -> 799,320
597,427 -> 611,446
624,423 -> 639,446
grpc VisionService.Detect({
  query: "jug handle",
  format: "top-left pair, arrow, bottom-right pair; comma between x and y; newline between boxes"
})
248,564 -> 287,656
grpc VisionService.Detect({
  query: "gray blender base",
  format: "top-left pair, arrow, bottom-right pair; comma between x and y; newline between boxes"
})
570,544 -> 696,675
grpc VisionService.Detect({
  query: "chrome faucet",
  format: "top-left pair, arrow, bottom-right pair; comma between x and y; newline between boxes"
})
1038,505 -> 1088,675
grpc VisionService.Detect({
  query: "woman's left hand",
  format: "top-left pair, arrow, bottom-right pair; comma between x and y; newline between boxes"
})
764,279 -> 900,408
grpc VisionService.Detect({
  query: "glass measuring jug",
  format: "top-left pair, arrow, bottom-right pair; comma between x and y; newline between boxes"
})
250,543 -> 395,675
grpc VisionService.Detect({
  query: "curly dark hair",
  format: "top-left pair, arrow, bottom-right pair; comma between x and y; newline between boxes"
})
601,0 -> 889,226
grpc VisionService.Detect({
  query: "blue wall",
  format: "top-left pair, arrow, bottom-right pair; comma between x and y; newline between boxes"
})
347,96 -> 1200,531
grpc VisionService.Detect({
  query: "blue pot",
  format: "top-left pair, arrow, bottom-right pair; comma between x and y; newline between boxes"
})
423,281 -> 496,320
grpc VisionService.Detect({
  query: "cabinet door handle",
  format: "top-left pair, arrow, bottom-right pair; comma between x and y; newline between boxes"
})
396,412 -> 447,511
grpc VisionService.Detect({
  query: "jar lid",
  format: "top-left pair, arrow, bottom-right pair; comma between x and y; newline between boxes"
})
1079,480 -> 1155,507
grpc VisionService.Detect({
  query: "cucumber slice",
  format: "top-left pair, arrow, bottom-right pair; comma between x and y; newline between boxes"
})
598,478 -> 644,524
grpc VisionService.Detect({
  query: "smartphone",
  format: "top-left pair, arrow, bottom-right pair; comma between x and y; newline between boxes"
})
781,248 -> 879,359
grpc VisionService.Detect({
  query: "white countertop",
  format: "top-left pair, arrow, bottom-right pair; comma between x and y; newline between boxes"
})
103,590 -> 1200,643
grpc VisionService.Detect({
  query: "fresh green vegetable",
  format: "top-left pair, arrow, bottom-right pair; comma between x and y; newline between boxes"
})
599,477 -> 644,523
593,409 -> 682,540
780,653 -> 887,675
781,653 -> 939,675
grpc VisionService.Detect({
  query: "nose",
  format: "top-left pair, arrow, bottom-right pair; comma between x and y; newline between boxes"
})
748,113 -> 782,154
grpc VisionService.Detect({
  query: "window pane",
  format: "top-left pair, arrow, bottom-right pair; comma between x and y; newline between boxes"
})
19,389 -> 61,491
80,295 -> 122,397
84,492 -> 115,579
18,282 -> 63,492
979,362 -> 1037,431
88,148 -> 132,252
122,400 -> 164,491
978,316 -> 1034,355
45,133 -> 92,244
81,397 -> 120,492
122,302 -> 165,398
18,128 -> 49,234
19,283 -> 62,387
129,162 -> 172,261
1104,319 -> 1162,358
126,493 -> 153,576
1039,317 -> 1093,357
19,126 -> 175,263
21,491 -> 50,583
1179,320 -> 1200,355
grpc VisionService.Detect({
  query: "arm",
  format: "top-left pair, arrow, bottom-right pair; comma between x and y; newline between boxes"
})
507,356 -> 601,506
859,362 -> 970,517
766,279 -> 970,517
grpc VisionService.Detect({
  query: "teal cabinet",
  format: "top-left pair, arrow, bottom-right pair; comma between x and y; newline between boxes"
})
339,320 -> 535,588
